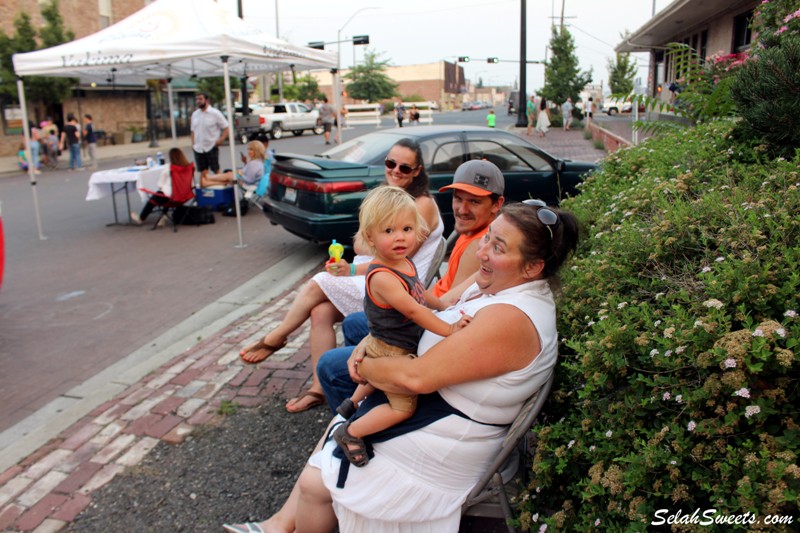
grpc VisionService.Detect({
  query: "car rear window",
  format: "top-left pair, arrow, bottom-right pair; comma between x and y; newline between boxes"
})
321,133 -> 403,165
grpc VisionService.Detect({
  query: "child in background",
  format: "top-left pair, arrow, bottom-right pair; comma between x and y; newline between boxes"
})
17,143 -> 29,171
333,186 -> 471,467
486,109 -> 496,128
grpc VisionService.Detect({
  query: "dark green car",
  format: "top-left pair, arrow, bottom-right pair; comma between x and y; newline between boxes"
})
262,125 -> 596,243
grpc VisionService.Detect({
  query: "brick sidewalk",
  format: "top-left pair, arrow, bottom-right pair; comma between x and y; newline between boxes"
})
510,126 -> 608,163
0,285 -> 318,532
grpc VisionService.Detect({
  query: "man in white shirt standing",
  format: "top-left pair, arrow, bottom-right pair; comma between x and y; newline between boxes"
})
191,92 -> 229,179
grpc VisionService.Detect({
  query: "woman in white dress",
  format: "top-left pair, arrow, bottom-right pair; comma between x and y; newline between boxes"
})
535,97 -> 552,137
240,139 -> 444,413
224,200 -> 580,533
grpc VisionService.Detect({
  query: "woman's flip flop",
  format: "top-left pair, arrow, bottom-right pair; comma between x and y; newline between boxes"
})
240,337 -> 287,364
285,390 -> 325,413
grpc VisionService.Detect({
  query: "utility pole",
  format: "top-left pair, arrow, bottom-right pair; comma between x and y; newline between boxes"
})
515,0 -> 528,127
560,0 -> 566,33
237,2 -> 249,114
276,0 -> 283,101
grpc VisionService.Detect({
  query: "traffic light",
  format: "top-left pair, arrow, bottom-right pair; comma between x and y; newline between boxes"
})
353,35 -> 369,45
457,56 -> 470,62
487,57 -> 499,64
308,41 -> 325,50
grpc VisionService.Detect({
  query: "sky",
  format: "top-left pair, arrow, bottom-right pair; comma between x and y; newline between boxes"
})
219,0 -> 673,95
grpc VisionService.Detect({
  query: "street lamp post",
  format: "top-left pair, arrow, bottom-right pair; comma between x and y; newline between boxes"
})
335,7 -> 378,144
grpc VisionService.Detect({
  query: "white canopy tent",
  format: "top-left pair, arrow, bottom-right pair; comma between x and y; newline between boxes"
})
12,0 -> 337,245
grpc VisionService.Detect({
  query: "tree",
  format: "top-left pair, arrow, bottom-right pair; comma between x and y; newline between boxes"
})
539,27 -> 592,105
344,49 -> 397,103
282,74 -> 324,102
0,2 -> 76,106
196,77 -> 239,108
607,52 -> 636,95
28,1 -> 76,104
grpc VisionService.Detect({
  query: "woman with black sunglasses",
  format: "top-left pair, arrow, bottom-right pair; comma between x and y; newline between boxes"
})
240,138 -> 444,414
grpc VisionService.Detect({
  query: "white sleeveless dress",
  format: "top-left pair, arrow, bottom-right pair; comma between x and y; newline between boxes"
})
309,279 -> 559,532
312,211 -> 444,316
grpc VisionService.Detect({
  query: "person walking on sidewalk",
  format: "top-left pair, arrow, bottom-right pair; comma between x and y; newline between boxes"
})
83,114 -> 98,169
525,94 -> 537,136
395,99 -> 406,128
59,113 -> 82,171
191,92 -> 229,177
562,98 -> 574,131
535,97 -> 551,138
318,96 -> 336,145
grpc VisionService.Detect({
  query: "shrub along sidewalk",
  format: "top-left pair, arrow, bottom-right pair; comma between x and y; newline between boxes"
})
517,121 -> 799,530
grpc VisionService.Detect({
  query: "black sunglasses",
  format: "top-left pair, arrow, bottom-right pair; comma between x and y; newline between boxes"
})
384,158 -> 419,175
523,199 -> 560,241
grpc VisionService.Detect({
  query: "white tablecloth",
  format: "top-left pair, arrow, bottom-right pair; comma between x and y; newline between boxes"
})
86,165 -> 166,203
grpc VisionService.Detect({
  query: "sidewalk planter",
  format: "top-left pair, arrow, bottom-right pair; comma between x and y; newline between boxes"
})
113,131 -> 133,144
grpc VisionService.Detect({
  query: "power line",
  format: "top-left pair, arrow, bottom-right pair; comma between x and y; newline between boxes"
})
566,23 -> 617,49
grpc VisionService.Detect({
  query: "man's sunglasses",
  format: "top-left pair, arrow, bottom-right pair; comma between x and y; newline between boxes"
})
384,158 -> 419,175
523,199 -> 560,241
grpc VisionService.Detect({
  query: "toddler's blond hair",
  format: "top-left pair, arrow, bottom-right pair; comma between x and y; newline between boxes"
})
356,186 -> 428,255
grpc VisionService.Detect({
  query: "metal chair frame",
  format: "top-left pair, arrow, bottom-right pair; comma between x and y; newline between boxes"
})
461,373 -> 555,532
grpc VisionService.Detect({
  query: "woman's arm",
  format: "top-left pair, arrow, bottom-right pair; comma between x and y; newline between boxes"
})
359,304 -> 539,395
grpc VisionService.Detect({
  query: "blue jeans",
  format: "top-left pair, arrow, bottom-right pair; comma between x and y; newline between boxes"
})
317,312 -> 370,414
68,143 -> 82,169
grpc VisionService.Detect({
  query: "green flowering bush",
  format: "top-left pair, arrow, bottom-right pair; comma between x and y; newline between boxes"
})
516,121 -> 799,531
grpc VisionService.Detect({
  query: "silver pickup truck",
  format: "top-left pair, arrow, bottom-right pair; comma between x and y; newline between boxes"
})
236,102 -> 323,142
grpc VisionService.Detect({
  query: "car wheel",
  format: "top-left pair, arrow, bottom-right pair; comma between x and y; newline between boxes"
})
608,108 -> 618,116
313,125 -> 324,135
292,130 -> 303,136
271,124 -> 283,140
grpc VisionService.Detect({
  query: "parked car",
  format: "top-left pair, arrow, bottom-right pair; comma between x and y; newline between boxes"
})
260,125 -> 597,243
233,105 -> 265,144
601,98 -> 632,115
239,102 -> 324,142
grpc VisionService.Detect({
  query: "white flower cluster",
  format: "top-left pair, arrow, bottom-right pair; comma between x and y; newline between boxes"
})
703,298 -> 724,309
745,405 -> 761,418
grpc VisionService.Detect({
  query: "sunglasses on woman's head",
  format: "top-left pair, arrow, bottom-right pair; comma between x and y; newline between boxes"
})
523,199 -> 559,241
384,158 -> 419,175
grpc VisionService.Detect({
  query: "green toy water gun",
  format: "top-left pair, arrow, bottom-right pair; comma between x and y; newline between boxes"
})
327,239 -> 344,264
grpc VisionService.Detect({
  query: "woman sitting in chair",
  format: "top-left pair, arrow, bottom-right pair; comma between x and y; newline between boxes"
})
131,147 -> 193,225
200,140 -> 264,188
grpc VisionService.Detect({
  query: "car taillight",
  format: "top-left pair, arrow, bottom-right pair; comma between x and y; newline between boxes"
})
271,172 -> 366,193
259,116 -> 265,125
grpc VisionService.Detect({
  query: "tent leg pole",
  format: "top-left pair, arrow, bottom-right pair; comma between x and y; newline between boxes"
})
222,57 -> 245,249
167,77 -> 177,145
17,78 -> 47,241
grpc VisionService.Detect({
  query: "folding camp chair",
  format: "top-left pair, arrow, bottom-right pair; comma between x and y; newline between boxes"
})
461,373 -> 555,532
140,163 -> 195,232
426,231 -> 459,289
423,236 -> 448,289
